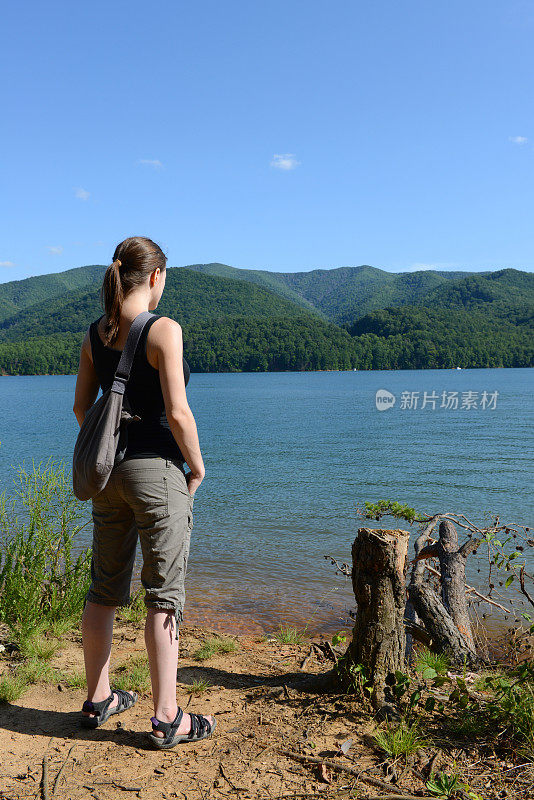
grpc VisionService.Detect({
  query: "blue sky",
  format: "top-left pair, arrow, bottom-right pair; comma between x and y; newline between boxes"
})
1,0 -> 533,280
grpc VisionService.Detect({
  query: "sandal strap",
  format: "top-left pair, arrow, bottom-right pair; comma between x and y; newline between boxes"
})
151,707 -> 184,738
113,688 -> 137,712
82,693 -> 114,716
189,712 -> 212,739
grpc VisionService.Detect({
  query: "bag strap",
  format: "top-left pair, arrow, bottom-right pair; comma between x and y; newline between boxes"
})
111,311 -> 156,395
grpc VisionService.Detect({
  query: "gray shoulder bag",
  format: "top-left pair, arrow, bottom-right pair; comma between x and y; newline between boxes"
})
72,311 -> 155,501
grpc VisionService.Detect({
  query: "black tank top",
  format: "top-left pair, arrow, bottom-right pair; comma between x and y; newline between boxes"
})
89,314 -> 191,462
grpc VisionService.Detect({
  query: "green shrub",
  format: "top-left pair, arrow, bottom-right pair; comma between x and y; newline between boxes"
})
19,635 -> 60,662
19,658 -> 54,684
0,460 -> 91,638
57,669 -> 87,689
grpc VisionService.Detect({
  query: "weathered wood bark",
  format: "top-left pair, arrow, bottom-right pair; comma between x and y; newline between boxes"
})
437,520 -> 477,651
344,528 -> 410,710
405,517 -> 439,663
410,519 -> 482,667
407,582 -> 480,667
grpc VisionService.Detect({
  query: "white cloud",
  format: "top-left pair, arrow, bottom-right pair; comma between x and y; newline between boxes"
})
270,153 -> 300,170
138,158 -> 163,169
509,135 -> 528,144
0,260 -> 14,267
47,246 -> 63,255
74,186 -> 90,200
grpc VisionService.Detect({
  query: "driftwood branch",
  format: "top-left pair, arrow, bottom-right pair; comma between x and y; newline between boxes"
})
413,544 -> 439,561
325,555 -> 351,577
520,566 -> 534,610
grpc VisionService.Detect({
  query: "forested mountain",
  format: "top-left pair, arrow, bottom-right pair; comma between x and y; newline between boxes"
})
348,304 -> 533,370
0,264 -> 106,324
0,268 -> 321,343
186,262 -> 479,324
183,263 -> 320,314
0,261 -> 531,374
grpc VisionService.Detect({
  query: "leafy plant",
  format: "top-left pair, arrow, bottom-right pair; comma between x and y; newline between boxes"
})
0,460 -> 92,638
414,649 -> 450,678
482,663 -> 534,760
331,630 -> 347,647
336,658 -> 374,699
426,770 -> 482,800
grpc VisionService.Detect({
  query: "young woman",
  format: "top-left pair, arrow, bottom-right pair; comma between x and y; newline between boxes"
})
73,236 -> 216,749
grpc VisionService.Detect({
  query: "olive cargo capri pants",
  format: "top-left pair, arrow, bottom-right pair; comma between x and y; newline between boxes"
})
86,457 -> 194,626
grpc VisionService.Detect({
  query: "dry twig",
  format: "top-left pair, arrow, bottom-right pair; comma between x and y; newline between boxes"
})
52,744 -> 75,796
277,748 -> 434,798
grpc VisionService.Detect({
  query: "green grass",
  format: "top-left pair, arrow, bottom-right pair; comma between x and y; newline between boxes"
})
18,658 -> 55,684
117,588 -> 146,626
0,671 -> 28,703
192,635 -> 238,661
414,648 -> 451,677
185,679 -> 211,695
372,719 -> 429,758
439,709 -> 492,742
18,635 -> 60,662
113,654 -> 151,692
50,617 -> 78,638
0,460 -> 92,640
271,625 -> 309,645
57,669 -> 87,689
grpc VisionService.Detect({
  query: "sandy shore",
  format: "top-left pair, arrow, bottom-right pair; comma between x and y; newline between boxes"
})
1,620 -> 532,800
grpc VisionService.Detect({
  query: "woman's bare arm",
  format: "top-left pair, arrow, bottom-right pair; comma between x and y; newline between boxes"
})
73,331 -> 100,427
151,317 -> 205,495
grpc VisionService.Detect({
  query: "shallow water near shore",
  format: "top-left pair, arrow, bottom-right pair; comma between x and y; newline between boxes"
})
0,368 -> 532,634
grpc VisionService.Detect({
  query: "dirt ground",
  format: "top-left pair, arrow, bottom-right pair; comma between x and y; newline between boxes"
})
1,621 -> 534,800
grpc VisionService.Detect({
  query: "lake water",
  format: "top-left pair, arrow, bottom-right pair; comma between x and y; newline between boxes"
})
0,368 -> 532,635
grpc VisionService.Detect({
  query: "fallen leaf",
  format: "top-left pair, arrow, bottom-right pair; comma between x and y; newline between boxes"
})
338,738 -> 352,756
319,764 -> 331,783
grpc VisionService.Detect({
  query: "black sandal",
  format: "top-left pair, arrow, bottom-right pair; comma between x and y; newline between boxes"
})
81,689 -> 139,728
148,707 -> 217,749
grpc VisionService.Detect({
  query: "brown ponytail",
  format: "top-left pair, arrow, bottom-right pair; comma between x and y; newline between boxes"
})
100,237 -> 167,346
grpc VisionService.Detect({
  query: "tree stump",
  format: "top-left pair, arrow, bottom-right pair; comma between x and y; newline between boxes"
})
408,519 -> 482,667
344,527 -> 410,711
438,520 -> 477,651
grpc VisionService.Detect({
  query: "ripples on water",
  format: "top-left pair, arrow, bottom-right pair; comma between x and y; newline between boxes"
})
0,368 -> 532,634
